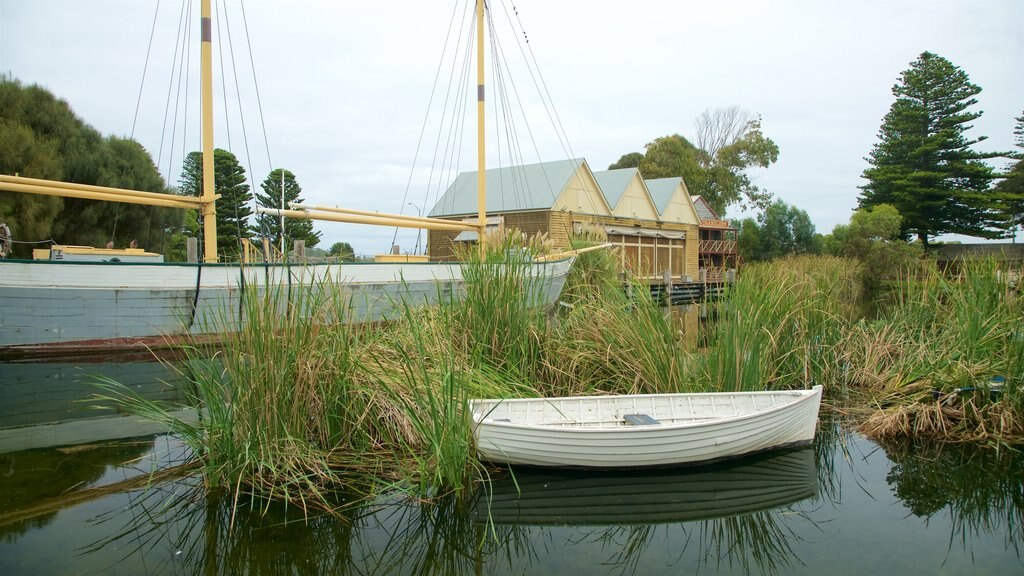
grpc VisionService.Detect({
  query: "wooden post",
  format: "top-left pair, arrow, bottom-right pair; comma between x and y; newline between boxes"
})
293,239 -> 305,259
187,237 -> 198,263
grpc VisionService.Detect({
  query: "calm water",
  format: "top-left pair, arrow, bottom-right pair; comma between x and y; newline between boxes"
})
0,360 -> 1021,575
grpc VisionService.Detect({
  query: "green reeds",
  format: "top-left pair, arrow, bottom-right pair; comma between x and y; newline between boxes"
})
702,256 -> 860,392
94,241 -> 1022,516
854,258 -> 1024,443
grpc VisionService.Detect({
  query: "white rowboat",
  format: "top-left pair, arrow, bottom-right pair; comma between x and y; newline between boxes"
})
470,385 -> 823,468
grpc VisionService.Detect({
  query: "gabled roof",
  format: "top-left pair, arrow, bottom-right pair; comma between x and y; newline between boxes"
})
428,158 -> 589,217
645,177 -> 700,225
592,168 -> 636,209
691,195 -> 721,221
645,177 -> 684,214
593,168 -> 659,220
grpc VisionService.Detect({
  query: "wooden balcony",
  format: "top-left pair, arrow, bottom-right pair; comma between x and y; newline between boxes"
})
699,239 -> 737,255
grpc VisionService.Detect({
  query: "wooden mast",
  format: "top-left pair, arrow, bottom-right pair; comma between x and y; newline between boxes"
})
476,0 -> 486,252
199,0 -> 218,263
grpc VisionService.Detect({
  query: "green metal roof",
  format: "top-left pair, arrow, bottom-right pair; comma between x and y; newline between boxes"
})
592,168 -> 638,210
645,177 -> 683,215
428,158 -> 587,217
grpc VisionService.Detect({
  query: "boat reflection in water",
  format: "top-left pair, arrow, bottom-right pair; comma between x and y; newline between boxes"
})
6,431 -> 1021,575
0,354 -> 195,453
476,447 -> 819,526
471,448 -> 820,575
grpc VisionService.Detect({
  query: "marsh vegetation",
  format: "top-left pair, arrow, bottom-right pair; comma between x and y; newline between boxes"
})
95,233 -> 1022,514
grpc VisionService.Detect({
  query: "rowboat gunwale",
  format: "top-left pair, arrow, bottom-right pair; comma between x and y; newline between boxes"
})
469,385 -> 823,435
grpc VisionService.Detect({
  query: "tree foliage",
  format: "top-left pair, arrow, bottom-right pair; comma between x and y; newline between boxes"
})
178,149 -> 254,259
994,110 -> 1024,235
255,168 -> 321,251
858,52 -> 1008,247
823,204 -> 922,288
638,134 -> 704,182
0,77 -> 180,257
614,108 -> 779,216
608,152 -> 643,170
735,199 -> 817,262
328,241 -> 355,261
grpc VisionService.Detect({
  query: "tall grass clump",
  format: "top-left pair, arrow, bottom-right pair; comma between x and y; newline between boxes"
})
450,229 -> 553,381
702,255 -> 861,392
856,258 -> 1024,444
543,277 -> 694,395
533,226 -> 697,396
95,268 -> 487,513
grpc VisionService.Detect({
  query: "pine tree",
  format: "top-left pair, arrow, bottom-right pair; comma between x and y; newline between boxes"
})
255,168 -> 320,252
859,52 -> 1006,247
178,148 -> 253,259
995,111 -> 1024,235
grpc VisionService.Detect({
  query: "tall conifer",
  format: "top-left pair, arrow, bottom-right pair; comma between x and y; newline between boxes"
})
859,52 -> 1006,246
255,168 -> 320,253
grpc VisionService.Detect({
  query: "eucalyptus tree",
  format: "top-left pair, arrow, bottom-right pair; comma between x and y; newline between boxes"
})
735,200 -> 817,262
614,108 -> 779,216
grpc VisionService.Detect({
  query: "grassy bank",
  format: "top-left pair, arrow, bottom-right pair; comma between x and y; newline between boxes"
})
97,240 -> 1022,513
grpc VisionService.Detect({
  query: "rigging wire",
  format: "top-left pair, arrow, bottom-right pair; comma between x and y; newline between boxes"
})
214,0 -> 232,152
501,0 -> 577,161
166,0 -> 193,186
493,1 -> 563,205
131,0 -> 162,141
438,19 -> 475,221
411,0 -> 474,245
223,0 -> 259,216
178,0 -> 194,189
489,8 -> 533,212
157,0 -> 189,182
239,0 -> 273,171
238,0 -> 280,245
411,0 -> 577,242
390,0 -> 466,251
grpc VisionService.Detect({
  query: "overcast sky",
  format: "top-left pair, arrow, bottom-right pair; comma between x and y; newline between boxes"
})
2,0 -> 1022,253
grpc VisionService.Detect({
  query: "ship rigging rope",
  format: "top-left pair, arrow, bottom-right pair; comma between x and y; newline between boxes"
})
131,0 -> 163,141
390,0 -> 578,253
390,0 -> 467,252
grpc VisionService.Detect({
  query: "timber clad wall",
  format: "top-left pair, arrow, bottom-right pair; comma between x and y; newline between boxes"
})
428,209 -> 699,281
548,211 -> 573,249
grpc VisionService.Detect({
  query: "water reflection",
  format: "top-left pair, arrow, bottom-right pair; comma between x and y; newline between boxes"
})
1,353 -> 1022,576
26,449 -> 816,575
879,439 -> 1023,558
475,448 -> 818,574
0,439 -> 156,541
0,355 -> 191,452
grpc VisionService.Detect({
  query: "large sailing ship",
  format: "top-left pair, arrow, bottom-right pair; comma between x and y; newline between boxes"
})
0,1 -> 576,358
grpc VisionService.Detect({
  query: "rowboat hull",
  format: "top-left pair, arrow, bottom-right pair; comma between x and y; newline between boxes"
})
0,257 -> 573,358
470,386 -> 823,468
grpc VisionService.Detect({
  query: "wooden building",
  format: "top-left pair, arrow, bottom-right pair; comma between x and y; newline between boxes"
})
426,159 -> 701,283
691,195 -> 738,281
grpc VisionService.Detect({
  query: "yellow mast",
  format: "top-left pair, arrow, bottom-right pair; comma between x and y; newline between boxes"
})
476,0 -> 486,252
200,0 -> 218,263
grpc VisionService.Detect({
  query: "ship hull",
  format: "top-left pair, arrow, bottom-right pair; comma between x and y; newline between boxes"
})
0,258 -> 573,358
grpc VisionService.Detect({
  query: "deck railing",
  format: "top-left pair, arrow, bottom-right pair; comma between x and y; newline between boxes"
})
699,239 -> 737,254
